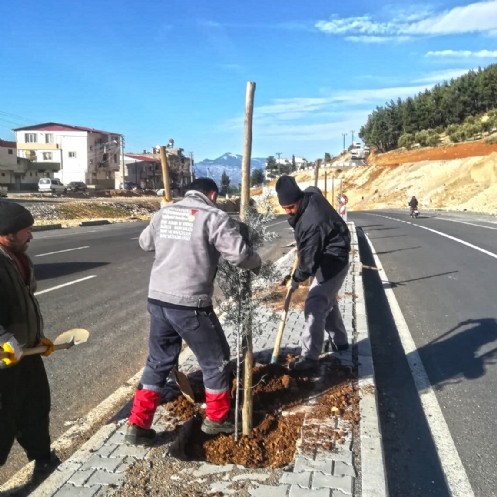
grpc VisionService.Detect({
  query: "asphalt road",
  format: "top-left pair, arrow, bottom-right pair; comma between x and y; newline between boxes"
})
1,215 -> 295,482
351,209 -> 497,497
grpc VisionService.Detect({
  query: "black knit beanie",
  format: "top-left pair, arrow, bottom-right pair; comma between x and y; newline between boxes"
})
0,201 -> 35,235
275,175 -> 303,206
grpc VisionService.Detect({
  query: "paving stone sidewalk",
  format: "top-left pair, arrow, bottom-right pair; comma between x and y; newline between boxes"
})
3,223 -> 387,497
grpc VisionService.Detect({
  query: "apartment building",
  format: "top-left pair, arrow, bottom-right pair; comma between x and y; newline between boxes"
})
0,139 -> 32,191
125,145 -> 193,193
13,122 -> 123,190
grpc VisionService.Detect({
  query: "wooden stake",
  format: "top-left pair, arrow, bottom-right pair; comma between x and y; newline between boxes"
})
159,146 -> 171,202
240,82 -> 255,214
240,81 -> 256,436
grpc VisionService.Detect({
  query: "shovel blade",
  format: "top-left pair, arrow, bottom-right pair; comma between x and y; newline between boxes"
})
54,328 -> 90,347
172,367 -> 195,404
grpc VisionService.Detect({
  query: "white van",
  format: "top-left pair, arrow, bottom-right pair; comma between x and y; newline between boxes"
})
38,178 -> 67,193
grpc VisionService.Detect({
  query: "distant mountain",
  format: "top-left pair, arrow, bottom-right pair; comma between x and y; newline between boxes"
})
194,153 -> 266,185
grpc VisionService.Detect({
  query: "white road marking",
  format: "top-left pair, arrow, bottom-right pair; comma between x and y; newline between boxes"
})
366,234 -> 475,497
35,246 -> 90,257
34,275 -> 97,295
435,217 -> 497,230
373,213 -> 497,260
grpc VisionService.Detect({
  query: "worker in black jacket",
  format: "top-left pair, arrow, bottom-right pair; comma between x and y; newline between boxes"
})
275,176 -> 351,371
0,201 -> 59,476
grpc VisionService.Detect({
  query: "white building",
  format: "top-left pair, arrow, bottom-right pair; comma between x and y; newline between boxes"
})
0,139 -> 31,192
13,122 -> 123,190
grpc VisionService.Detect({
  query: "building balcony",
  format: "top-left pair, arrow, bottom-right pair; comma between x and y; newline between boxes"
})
27,161 -> 61,172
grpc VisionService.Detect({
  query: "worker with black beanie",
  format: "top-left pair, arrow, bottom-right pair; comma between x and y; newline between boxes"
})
0,201 -> 59,476
275,176 -> 351,371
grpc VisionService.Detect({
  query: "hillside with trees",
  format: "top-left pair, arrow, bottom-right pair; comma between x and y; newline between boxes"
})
359,64 -> 497,152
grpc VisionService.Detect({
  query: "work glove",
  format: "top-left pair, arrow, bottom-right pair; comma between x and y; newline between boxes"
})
39,337 -> 55,357
1,335 -> 24,368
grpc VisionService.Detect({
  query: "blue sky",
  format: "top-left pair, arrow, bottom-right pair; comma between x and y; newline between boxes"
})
1,1 -> 497,162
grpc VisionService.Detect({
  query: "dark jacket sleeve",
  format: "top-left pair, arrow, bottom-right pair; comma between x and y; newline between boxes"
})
293,225 -> 323,282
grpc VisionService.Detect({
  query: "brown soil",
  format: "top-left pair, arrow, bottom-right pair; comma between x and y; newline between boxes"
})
175,360 -> 357,468
114,359 -> 357,496
367,140 -> 497,166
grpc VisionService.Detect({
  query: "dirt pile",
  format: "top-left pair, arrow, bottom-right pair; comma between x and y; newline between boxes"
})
113,359 -> 357,496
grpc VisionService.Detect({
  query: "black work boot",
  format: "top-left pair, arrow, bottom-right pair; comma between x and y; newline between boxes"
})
125,424 -> 157,445
33,451 -> 61,479
331,341 -> 349,352
288,356 -> 319,371
201,417 -> 240,435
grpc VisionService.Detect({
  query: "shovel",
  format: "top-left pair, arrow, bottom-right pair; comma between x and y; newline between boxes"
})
172,366 -> 195,404
270,286 -> 295,364
271,253 -> 299,364
0,328 -> 89,360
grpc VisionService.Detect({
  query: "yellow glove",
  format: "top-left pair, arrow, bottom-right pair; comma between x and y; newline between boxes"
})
39,337 -> 55,357
1,336 -> 24,368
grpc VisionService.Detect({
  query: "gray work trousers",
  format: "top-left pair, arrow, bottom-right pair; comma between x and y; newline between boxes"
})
301,263 -> 349,360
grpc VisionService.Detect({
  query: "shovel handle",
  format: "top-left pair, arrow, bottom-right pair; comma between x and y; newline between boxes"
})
271,286 -> 294,364
0,342 -> 72,360
362,264 -> 379,271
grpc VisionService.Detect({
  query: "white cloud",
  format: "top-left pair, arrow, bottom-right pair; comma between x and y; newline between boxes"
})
405,1 -> 497,35
426,49 -> 497,58
413,68 -> 475,83
315,0 -> 497,41
345,35 -> 411,43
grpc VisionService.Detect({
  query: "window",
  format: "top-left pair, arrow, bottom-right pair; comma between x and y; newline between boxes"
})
68,151 -> 77,158
25,133 -> 37,143
42,152 -> 53,160
8,149 -> 13,155
45,133 -> 54,144
113,153 -> 117,163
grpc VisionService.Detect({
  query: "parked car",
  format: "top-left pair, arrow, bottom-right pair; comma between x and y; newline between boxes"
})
67,181 -> 87,192
38,178 -> 67,193
119,181 -> 139,190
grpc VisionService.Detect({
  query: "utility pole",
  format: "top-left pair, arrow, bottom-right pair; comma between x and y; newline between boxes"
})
120,134 -> 126,189
275,152 -> 282,175
350,130 -> 355,145
342,133 -> 348,152
188,152 -> 194,182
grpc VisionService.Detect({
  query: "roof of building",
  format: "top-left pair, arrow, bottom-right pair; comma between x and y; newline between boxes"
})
0,139 -> 16,148
12,122 -> 120,135
125,154 -> 160,163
